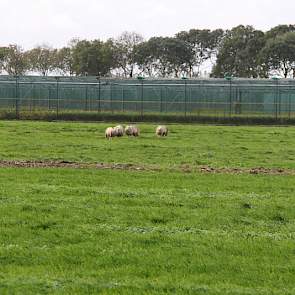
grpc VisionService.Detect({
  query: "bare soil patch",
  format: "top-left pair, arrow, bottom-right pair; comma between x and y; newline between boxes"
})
0,160 -> 156,171
198,165 -> 293,175
0,160 -> 294,175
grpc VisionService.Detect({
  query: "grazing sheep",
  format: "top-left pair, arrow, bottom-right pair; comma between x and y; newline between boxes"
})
156,125 -> 168,136
125,125 -> 139,137
105,127 -> 116,139
114,125 -> 124,137
132,126 -> 139,137
125,125 -> 134,136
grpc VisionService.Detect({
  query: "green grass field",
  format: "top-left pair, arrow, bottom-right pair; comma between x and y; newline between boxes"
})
0,121 -> 294,294
0,121 -> 295,169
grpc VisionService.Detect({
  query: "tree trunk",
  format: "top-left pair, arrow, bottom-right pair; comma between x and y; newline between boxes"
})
284,68 -> 288,78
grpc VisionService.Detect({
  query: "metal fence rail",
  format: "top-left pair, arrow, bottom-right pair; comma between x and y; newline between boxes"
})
0,76 -> 294,119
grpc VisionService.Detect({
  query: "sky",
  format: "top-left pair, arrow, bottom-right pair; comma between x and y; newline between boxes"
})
1,0 -> 295,49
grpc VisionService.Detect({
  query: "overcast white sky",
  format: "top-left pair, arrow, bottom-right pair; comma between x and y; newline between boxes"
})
1,0 -> 294,49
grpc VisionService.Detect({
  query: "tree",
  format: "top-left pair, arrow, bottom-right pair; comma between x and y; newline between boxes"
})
26,45 -> 57,76
55,47 -> 75,76
162,37 -> 195,77
0,47 -> 6,61
134,40 -> 156,77
265,25 -> 295,40
208,29 -> 225,61
0,45 -> 28,75
212,25 -> 266,78
0,47 -> 7,74
259,32 -> 295,78
112,31 -> 144,78
71,39 -> 114,76
176,29 -> 224,77
135,36 -> 194,78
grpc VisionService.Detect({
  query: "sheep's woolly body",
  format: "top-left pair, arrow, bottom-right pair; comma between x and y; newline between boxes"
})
125,125 -> 133,136
105,127 -> 115,139
132,126 -> 139,137
125,125 -> 139,137
105,124 -> 140,138
114,125 -> 124,137
156,125 -> 168,136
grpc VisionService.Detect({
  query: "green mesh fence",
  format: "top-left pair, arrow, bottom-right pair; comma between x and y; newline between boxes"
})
0,76 -> 294,119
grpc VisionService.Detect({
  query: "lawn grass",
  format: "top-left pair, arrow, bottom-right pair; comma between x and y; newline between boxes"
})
0,120 -> 294,294
0,168 -> 294,294
0,120 -> 294,169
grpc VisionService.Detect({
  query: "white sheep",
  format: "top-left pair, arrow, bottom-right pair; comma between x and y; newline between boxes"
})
105,127 -> 116,139
156,125 -> 168,136
125,125 -> 139,137
114,125 -> 124,137
125,125 -> 133,136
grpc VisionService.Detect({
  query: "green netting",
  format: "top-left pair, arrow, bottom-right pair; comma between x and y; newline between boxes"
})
0,76 -> 294,118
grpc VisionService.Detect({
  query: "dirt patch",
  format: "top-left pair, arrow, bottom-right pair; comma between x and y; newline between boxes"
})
0,160 -> 86,169
0,160 -> 157,172
198,166 -> 292,175
0,160 -> 293,175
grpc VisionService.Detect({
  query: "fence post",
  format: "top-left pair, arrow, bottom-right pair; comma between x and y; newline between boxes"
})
237,89 -> 242,114
137,76 -> 145,116
110,82 -> 113,114
225,75 -> 233,117
288,84 -> 291,119
15,75 -> 19,119
30,82 -> 33,112
122,86 -> 125,113
55,77 -> 59,118
48,86 -> 51,111
160,86 -> 163,113
166,86 -> 169,113
32,82 -> 35,111
96,76 -> 101,112
272,77 -> 279,120
182,77 -> 188,117
229,78 -> 232,117
85,85 -> 88,111
278,79 -> 281,117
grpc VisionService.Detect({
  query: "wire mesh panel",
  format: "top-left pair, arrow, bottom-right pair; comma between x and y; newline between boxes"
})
0,76 -> 295,120
0,80 -> 16,111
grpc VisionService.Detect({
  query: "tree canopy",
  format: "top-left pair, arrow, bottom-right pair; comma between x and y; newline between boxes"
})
1,25 -> 295,78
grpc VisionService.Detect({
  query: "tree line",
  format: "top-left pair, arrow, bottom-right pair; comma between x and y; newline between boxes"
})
1,24 -> 295,78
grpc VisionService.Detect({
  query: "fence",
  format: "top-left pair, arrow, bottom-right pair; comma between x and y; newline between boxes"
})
0,75 -> 295,121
